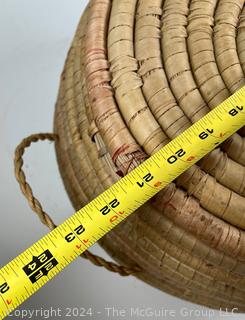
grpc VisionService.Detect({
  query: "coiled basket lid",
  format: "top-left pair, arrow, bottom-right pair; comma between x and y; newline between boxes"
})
54,0 -> 245,310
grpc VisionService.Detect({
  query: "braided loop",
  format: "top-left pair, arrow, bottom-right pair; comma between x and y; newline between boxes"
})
14,133 -> 141,277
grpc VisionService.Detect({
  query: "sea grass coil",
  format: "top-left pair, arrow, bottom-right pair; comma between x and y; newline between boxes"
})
53,0 -> 245,310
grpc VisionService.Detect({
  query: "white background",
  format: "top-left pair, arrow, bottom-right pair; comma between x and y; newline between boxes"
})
0,1 -> 244,319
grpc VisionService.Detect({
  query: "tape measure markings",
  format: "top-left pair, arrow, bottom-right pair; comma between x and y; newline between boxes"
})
0,87 -> 244,319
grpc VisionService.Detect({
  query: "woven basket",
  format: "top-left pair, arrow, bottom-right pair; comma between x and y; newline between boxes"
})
15,0 -> 245,311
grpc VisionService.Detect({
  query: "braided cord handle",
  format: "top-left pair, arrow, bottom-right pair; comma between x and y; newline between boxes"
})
14,133 -> 141,276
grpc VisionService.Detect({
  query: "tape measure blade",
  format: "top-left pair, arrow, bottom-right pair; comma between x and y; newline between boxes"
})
0,86 -> 244,319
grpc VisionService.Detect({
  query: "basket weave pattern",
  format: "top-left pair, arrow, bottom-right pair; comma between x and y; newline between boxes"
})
54,0 -> 245,310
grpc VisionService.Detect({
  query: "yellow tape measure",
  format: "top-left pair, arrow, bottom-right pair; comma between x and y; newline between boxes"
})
1,87 -> 245,319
